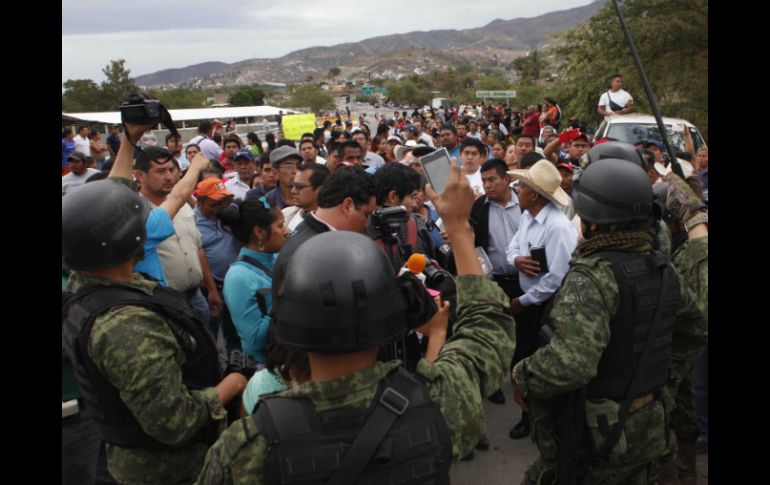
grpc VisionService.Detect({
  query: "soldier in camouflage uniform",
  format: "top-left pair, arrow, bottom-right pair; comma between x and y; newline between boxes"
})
196,156 -> 516,484
62,124 -> 249,485
511,159 -> 705,485
655,173 -> 708,485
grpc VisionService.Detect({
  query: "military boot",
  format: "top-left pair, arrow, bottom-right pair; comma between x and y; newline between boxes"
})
676,442 -> 698,485
657,453 -> 680,485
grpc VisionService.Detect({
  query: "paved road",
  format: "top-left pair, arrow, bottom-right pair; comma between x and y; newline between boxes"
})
450,384 -> 708,484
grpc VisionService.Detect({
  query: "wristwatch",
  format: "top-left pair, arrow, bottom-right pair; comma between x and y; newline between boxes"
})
685,210 -> 708,232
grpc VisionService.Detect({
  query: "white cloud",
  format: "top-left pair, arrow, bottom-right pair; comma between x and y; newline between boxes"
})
61,0 -> 594,85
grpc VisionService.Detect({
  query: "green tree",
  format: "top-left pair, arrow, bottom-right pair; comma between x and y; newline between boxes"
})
100,59 -> 138,106
384,79 -> 430,106
512,50 -> 548,82
158,88 -> 208,109
475,75 -> 512,91
62,58 -> 139,112
550,0 -> 708,139
328,67 -> 341,78
62,79 -> 106,112
285,85 -> 335,113
228,85 -> 265,106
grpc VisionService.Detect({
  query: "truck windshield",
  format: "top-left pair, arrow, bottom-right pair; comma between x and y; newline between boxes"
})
606,123 -> 706,152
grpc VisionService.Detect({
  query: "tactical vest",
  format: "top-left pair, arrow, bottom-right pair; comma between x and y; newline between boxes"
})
62,284 -> 222,448
585,251 -> 680,400
255,367 -> 452,485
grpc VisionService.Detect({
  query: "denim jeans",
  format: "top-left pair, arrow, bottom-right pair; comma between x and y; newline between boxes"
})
691,347 -> 708,442
206,286 -> 242,359
62,408 -> 116,485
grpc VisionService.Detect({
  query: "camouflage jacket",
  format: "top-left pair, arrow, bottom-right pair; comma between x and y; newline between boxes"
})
195,275 -> 515,485
513,251 -> 702,399
67,272 -> 227,485
668,235 -> 708,386
511,251 -> 703,478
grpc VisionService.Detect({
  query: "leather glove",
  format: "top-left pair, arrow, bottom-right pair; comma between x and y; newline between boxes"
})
663,172 -> 704,223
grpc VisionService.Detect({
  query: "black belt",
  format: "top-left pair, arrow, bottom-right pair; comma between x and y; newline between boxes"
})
183,287 -> 199,298
492,274 -> 518,282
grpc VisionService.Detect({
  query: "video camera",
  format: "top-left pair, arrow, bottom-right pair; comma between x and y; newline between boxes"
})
370,206 -> 410,244
120,92 -> 180,139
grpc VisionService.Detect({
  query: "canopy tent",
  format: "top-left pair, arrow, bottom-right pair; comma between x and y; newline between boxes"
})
62,105 -> 300,125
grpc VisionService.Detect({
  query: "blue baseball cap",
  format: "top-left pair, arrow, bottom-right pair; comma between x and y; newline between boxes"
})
645,140 -> 664,150
234,149 -> 254,162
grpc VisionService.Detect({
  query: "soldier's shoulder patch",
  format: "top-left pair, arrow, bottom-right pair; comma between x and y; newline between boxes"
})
559,272 -> 592,306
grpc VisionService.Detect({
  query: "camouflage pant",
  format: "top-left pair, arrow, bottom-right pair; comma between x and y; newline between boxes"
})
663,364 -> 700,455
522,399 -> 666,485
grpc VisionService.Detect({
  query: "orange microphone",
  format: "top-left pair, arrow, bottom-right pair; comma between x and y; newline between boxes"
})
406,253 -> 427,275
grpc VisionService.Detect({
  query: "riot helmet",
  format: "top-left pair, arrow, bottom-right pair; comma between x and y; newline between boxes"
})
586,141 -> 647,170
573,158 -> 653,224
273,231 -> 409,353
62,180 -> 150,270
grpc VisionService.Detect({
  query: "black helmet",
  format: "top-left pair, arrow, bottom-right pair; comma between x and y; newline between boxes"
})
62,180 -> 149,270
273,231 -> 408,353
573,158 -> 653,224
587,141 -> 646,170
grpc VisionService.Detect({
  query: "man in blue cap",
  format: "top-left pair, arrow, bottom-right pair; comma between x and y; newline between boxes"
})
225,149 -> 257,201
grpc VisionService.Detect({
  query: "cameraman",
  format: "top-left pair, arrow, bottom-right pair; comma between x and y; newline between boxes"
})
368,163 -> 437,272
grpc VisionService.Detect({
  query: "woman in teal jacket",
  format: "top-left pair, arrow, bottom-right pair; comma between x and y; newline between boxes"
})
221,197 -> 290,364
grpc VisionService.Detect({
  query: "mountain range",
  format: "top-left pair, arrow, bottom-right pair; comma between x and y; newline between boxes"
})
135,1 -> 602,88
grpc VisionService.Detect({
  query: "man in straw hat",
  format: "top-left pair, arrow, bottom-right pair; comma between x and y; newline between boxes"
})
504,159 -> 579,440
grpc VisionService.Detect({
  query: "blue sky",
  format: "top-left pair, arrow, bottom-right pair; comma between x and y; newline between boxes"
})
62,0 -> 595,85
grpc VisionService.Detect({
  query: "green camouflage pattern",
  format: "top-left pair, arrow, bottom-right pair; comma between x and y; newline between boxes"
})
513,252 -> 704,485
195,275 -> 515,485
656,219 -> 672,260
663,235 -> 708,463
667,236 -> 708,390
67,271 -> 227,485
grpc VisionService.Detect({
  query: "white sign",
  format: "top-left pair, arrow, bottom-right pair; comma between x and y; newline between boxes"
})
476,90 -> 517,98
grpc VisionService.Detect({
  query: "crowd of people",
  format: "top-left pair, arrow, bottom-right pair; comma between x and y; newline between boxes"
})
62,76 -> 708,485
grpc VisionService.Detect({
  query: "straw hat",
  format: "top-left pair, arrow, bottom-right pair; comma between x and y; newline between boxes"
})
654,158 -> 693,178
395,140 -> 419,161
508,160 -> 571,207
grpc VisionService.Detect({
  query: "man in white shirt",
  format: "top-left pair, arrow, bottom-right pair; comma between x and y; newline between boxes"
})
467,120 -> 484,140
598,74 -> 634,117
504,159 -> 579,440
282,162 -> 330,232
62,151 -> 99,195
298,139 -> 327,165
189,120 -> 224,161
133,145 -> 222,323
459,138 -> 487,199
225,149 -> 257,201
351,129 -> 385,169
73,126 -> 91,157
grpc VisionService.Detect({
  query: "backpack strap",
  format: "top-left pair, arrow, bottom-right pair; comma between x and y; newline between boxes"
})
326,368 -> 423,485
237,255 -> 273,315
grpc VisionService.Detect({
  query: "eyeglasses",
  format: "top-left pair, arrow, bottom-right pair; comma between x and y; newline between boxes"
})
278,162 -> 299,170
289,183 -> 312,190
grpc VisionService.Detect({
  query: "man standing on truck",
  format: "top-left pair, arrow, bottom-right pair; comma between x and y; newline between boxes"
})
598,74 -> 634,117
